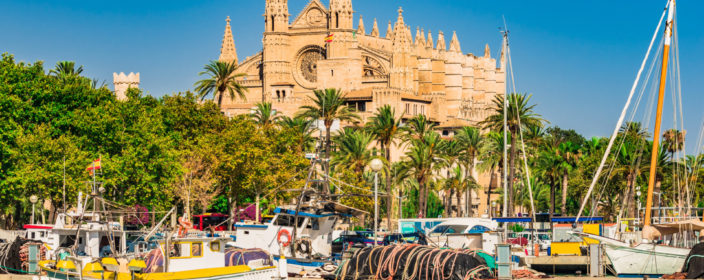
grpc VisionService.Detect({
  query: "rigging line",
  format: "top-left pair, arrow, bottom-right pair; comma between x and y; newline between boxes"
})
672,13 -> 691,213
505,38 -> 536,221
575,3 -> 669,224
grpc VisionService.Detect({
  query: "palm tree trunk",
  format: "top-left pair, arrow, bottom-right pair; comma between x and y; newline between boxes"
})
561,172 -> 569,215
419,179 -> 427,218
324,125 -> 332,194
385,143 -> 393,231
486,168 -> 496,217
461,188 -> 468,217
508,131 -> 518,216
445,189 -> 452,217
217,90 -> 224,108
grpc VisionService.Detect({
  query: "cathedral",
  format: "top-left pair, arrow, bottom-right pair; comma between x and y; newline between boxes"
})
218,0 -> 505,129
217,0 -> 505,217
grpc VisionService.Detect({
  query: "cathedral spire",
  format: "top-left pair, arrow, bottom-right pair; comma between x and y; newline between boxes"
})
449,31 -> 461,53
426,30 -> 433,49
371,18 -> 379,37
386,21 -> 394,40
415,27 -> 424,46
219,16 -> 238,64
357,15 -> 365,35
436,31 -> 446,51
484,43 -> 491,58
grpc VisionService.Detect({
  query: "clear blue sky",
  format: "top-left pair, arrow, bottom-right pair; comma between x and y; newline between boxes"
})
2,0 -> 703,151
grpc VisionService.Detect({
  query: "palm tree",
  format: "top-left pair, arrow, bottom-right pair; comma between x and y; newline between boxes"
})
279,116 -> 316,152
400,131 -> 446,218
556,141 -> 581,214
365,105 -> 402,229
250,102 -> 282,131
331,128 -> 374,174
403,114 -> 436,143
49,61 -> 84,77
441,139 -> 464,217
478,131 -> 508,216
297,88 -> 360,192
480,93 -> 544,215
663,129 -> 686,210
194,60 -> 247,108
455,127 -> 482,216
537,148 -> 562,219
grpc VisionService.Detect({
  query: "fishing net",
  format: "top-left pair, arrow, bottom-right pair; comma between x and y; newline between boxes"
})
336,244 -> 493,280
225,248 -> 273,267
682,242 -> 704,279
0,236 -> 45,274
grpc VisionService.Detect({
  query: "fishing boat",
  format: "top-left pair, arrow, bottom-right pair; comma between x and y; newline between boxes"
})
23,192 -> 129,260
37,234 -> 279,280
232,201 -> 366,273
570,0 -> 697,276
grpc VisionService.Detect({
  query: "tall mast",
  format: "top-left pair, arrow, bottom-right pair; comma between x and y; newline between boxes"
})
644,0 -> 675,227
501,31 -> 509,217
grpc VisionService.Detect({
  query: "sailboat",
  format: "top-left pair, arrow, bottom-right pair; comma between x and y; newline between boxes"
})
571,0 -> 698,276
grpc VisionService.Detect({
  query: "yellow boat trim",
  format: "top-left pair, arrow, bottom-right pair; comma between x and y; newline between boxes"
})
40,260 -> 276,280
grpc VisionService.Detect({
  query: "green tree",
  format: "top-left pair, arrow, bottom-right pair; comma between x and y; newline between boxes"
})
399,131 -> 445,218
297,88 -> 359,193
365,105 -> 402,229
279,116 -> 316,153
250,102 -> 282,131
455,127 -> 483,216
331,128 -> 374,174
194,60 -> 247,108
480,93 -> 544,215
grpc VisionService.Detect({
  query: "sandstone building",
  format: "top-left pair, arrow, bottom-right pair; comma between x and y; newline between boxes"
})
218,0 -> 505,217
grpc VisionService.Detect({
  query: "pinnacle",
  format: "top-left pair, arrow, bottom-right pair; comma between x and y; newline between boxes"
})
219,16 -> 238,64
484,43 -> 491,58
358,15 -> 365,35
371,18 -> 380,37
450,31 -> 461,52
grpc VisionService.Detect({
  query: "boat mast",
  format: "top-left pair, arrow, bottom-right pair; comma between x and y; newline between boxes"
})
644,0 -> 675,227
502,29 -> 509,218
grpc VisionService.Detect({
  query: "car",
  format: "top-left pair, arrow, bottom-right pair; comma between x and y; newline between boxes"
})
331,231 -> 380,255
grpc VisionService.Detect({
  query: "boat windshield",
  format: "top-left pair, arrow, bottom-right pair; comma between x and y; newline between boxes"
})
431,225 -> 467,234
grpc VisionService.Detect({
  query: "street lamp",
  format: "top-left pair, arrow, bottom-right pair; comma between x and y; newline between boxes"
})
29,195 -> 38,224
369,158 -> 383,247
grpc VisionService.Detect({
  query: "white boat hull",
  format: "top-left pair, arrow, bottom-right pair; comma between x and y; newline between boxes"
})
574,232 -> 689,276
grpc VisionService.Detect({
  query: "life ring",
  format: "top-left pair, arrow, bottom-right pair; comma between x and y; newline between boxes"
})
178,216 -> 193,237
277,229 -> 291,247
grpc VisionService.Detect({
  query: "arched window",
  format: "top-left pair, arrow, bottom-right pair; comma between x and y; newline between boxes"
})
271,16 -> 275,31
276,90 -> 281,101
335,12 -> 339,28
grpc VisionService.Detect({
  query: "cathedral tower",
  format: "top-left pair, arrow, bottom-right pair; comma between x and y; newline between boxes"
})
317,0 -> 362,90
262,0 -> 292,102
390,7 -> 413,91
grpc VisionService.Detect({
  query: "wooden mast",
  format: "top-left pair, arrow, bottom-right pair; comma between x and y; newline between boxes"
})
644,0 -> 675,227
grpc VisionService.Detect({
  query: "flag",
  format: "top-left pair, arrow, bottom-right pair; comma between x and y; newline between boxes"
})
325,33 -> 333,43
86,159 -> 101,175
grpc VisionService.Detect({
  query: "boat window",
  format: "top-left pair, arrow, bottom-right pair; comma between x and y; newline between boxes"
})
273,214 -> 306,227
468,225 -> 490,234
431,225 -> 467,234
31,232 -> 35,239
307,218 -> 320,230
191,242 -> 202,257
210,241 -> 220,252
